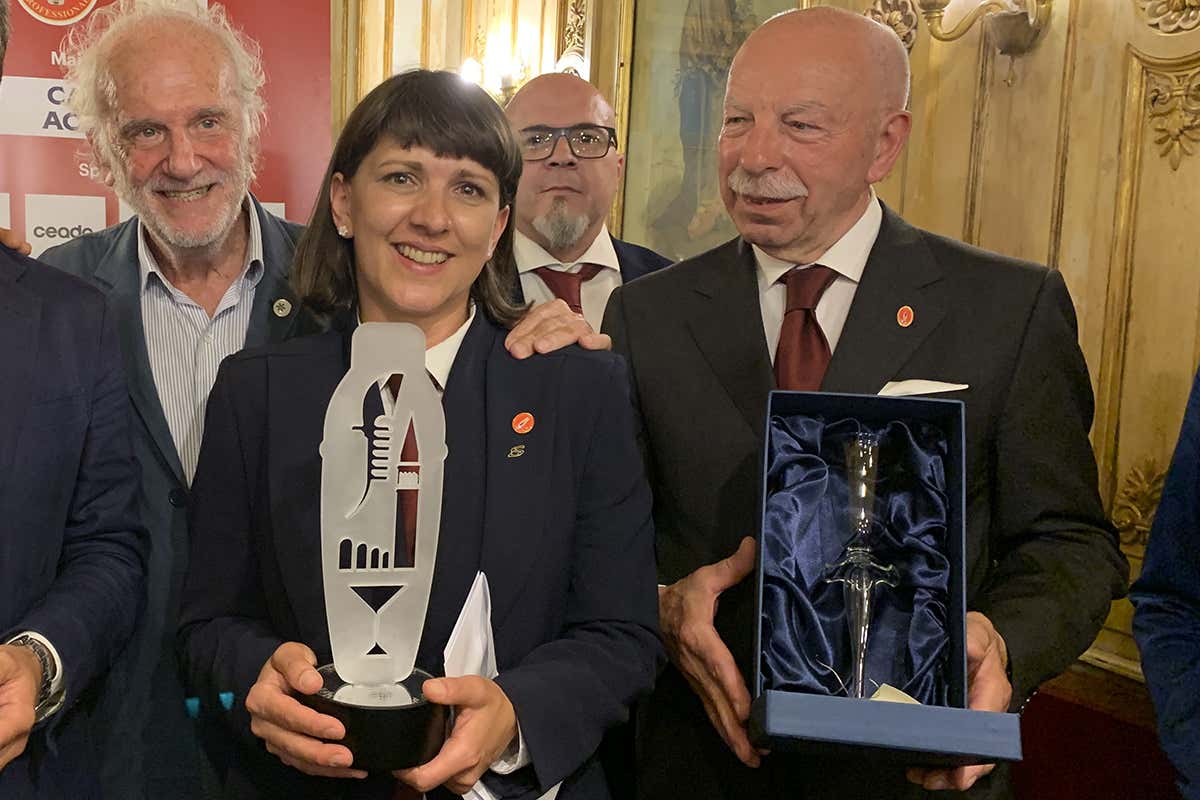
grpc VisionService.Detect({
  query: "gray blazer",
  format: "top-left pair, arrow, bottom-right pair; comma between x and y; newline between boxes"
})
40,196 -> 305,800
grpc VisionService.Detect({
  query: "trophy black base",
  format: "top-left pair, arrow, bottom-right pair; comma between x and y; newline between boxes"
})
300,664 -> 447,771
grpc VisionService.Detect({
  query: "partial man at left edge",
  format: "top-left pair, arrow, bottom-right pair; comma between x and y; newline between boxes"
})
0,3 -> 149,797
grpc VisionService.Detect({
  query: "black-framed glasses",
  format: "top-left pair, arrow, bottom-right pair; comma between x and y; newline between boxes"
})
519,125 -> 618,161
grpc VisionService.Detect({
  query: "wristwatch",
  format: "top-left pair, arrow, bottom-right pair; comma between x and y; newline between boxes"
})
8,634 -> 60,722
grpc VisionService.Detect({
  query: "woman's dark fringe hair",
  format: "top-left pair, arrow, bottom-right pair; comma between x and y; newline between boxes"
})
292,69 -> 527,328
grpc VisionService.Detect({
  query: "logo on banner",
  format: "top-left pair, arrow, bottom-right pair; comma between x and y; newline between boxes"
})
17,0 -> 99,26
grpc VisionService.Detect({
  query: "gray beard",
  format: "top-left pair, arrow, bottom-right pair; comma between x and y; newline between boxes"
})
531,199 -> 590,255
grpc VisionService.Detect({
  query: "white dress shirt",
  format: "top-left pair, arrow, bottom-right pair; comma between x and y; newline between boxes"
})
756,191 -> 883,364
139,199 -> 264,482
514,226 -> 622,332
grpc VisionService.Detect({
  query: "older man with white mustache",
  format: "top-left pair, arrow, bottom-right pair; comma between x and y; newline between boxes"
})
603,7 -> 1124,799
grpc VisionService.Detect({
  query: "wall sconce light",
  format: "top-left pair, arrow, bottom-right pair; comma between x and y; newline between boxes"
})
915,0 -> 1051,55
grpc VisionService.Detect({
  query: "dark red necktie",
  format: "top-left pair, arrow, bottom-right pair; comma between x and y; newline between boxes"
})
774,265 -> 839,391
532,263 -> 604,314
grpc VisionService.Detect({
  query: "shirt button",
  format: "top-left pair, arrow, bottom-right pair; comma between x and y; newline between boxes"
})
169,488 -> 189,508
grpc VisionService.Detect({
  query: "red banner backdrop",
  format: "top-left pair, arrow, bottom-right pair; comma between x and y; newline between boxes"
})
0,0 -> 331,255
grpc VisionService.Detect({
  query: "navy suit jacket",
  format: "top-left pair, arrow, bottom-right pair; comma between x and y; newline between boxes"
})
1132,367 -> 1200,800
39,197 -> 305,799
510,236 -> 671,306
0,246 -> 147,798
177,312 -> 663,800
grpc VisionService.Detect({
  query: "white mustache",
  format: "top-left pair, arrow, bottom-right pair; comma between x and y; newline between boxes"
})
726,166 -> 809,201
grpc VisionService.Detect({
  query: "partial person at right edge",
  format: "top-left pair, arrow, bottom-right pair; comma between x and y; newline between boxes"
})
1131,366 -> 1200,800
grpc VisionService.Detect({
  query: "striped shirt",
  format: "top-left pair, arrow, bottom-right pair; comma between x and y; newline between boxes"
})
138,204 -> 264,483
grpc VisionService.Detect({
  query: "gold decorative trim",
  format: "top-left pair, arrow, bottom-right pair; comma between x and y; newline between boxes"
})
609,0 -> 635,238
420,0 -> 431,67
1136,0 -> 1200,34
1147,68 -> 1200,170
1080,647 -> 1145,682
559,0 -> 587,67
962,33 -> 995,245
383,0 -> 395,77
1046,0 -> 1081,268
1111,457 -> 1166,550
865,0 -> 919,52
1095,47 -> 1200,504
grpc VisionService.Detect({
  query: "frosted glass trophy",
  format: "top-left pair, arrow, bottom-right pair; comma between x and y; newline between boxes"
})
825,431 -> 900,699
300,322 -> 448,770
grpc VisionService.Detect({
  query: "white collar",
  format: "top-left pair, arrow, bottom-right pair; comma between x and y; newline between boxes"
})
425,303 -> 475,391
137,195 -> 264,293
513,225 -> 620,274
753,189 -> 882,290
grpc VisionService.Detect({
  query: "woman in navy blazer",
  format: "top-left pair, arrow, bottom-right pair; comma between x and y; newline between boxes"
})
178,70 -> 662,800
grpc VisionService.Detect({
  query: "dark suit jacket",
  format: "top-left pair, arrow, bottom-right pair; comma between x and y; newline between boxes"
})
602,206 -> 1128,800
510,236 -> 672,305
0,246 -> 147,798
38,197 -> 305,799
1131,367 -> 1200,800
177,313 -> 663,800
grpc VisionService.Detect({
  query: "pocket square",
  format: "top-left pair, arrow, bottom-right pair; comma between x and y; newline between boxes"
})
878,379 -> 969,397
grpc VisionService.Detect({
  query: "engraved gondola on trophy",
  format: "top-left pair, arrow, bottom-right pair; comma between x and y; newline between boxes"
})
824,431 -> 899,699
300,322 -> 448,770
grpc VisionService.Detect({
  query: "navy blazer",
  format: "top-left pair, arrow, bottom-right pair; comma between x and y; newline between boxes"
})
39,197 -> 305,799
510,236 -> 671,306
0,246 -> 147,798
1132,367 -> 1200,799
178,312 -> 663,800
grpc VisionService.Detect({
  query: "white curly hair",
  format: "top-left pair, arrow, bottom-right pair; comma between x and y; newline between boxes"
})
62,0 -> 266,180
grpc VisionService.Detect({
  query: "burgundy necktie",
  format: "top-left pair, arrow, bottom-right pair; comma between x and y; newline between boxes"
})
774,265 -> 839,391
532,263 -> 604,314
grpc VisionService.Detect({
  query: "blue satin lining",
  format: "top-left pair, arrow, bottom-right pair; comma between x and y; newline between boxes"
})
761,416 -> 951,705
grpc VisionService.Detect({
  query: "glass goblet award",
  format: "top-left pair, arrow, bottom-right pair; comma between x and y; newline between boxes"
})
300,322 -> 448,770
824,431 -> 899,699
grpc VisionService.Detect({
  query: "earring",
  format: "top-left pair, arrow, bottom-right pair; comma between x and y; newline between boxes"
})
337,225 -> 350,238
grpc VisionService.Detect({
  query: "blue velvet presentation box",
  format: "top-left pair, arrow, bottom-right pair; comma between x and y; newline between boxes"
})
749,391 -> 1021,767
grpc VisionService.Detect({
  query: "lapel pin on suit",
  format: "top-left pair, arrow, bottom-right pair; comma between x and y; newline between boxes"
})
511,412 -> 535,434
507,445 -> 526,459
897,305 -> 914,328
273,298 -> 292,317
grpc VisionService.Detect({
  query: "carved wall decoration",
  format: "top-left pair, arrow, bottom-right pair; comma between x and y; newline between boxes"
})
1136,0 -> 1200,34
559,0 -> 587,67
1146,68 -> 1200,169
1111,458 -> 1166,550
865,0 -> 919,52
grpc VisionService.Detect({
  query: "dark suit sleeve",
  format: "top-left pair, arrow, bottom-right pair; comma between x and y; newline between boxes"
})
1131,370 -> 1200,794
975,269 -> 1127,706
177,358 -> 284,740
13,299 -> 148,717
493,355 -> 664,790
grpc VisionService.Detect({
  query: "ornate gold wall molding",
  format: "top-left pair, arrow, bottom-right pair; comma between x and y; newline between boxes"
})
559,0 -> 587,62
865,0 -> 919,52
1136,0 -> 1200,34
1094,46 -> 1200,505
1147,68 -> 1200,169
1111,458 -> 1166,551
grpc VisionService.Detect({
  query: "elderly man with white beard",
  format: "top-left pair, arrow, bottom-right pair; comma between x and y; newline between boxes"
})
36,3 -> 303,797
504,73 -> 671,331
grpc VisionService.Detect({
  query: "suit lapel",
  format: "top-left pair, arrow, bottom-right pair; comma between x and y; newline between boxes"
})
821,206 -> 947,394
93,223 -> 187,485
685,238 -> 775,437
267,333 -> 347,653
480,327 -> 556,632
613,238 -> 650,283
245,198 -> 301,348
0,254 -> 39,490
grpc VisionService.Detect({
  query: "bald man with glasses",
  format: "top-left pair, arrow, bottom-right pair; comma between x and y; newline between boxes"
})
504,73 -> 671,331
